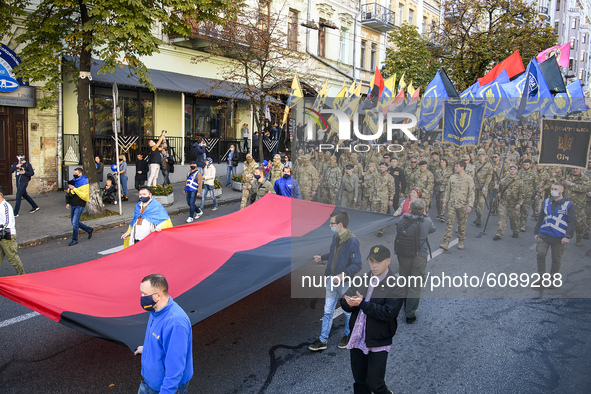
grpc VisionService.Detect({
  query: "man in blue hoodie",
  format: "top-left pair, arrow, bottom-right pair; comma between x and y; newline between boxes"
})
135,274 -> 193,394
309,210 -> 362,351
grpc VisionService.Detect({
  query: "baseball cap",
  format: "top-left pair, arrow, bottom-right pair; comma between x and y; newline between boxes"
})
367,245 -> 391,261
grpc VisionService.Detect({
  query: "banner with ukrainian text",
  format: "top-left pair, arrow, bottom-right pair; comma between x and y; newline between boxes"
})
442,102 -> 485,147
539,119 -> 591,169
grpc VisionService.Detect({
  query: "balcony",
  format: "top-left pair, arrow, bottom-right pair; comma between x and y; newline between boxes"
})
539,6 -> 549,20
360,3 -> 395,32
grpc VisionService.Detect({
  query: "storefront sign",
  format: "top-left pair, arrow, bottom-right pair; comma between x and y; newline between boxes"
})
0,44 -> 35,107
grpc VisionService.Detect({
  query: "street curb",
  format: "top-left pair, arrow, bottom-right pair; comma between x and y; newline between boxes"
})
17,196 -> 242,248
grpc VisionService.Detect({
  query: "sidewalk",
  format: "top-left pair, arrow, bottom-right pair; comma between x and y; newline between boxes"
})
7,181 -> 243,247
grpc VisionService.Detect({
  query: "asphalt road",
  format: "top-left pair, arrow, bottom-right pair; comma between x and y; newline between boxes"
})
1,202 -> 591,393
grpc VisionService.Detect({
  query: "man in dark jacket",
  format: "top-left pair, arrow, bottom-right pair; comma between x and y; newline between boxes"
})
135,153 -> 149,190
341,245 -> 405,394
65,168 -> 93,246
9,152 -> 39,217
387,156 -> 406,211
396,198 -> 436,324
309,210 -> 362,351
192,139 -> 206,172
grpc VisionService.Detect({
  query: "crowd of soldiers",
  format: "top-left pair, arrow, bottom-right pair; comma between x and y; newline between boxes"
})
242,134 -> 591,249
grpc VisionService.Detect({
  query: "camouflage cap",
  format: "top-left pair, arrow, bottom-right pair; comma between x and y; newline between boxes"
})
273,154 -> 281,160
477,148 -> 486,155
303,154 -> 311,160
246,153 -> 253,159
509,163 -> 518,169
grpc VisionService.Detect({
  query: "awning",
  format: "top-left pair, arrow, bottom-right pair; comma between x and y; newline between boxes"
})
89,58 -> 279,102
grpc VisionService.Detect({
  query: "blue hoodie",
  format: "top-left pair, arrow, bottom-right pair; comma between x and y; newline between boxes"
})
141,297 -> 193,393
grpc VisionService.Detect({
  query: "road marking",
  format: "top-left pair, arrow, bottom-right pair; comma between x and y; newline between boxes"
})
98,245 -> 124,255
0,311 -> 40,328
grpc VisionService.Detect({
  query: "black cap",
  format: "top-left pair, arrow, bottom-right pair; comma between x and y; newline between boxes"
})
367,245 -> 390,261
418,160 -> 427,166
17,152 -> 24,156
190,161 -> 197,165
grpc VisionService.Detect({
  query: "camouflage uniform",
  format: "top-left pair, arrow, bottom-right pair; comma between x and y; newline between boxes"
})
361,167 -> 378,211
404,165 -> 420,194
338,151 -> 352,169
506,150 -> 520,166
518,167 -> 538,231
488,160 -> 503,213
320,161 -> 342,205
298,156 -> 319,201
371,170 -> 396,236
415,168 -> 434,208
441,172 -> 475,249
339,172 -> 359,208
472,159 -> 493,226
563,171 -> 591,245
443,152 -> 457,170
240,156 -> 258,209
269,155 -> 284,186
494,173 -> 524,238
533,167 -> 551,218
248,179 -> 275,205
434,166 -> 453,219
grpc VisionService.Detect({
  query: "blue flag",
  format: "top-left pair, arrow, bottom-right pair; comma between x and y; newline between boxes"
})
443,102 -> 485,147
475,69 -> 511,118
543,79 -> 587,116
516,58 -> 552,119
418,69 -> 458,130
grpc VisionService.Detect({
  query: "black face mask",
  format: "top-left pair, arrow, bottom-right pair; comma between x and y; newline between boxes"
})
73,174 -> 79,179
283,174 -> 290,179
190,166 -> 196,170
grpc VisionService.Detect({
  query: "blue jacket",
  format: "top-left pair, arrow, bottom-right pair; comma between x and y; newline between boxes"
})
274,176 -> 301,198
321,231 -> 362,277
141,297 -> 193,394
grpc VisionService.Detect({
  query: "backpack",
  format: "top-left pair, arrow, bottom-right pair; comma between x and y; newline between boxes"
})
394,216 -> 423,258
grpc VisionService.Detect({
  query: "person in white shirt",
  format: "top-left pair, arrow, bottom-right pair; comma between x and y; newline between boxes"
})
0,186 -> 25,275
200,157 -> 219,212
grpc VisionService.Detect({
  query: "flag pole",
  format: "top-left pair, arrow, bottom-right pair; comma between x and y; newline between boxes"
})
477,123 -> 516,237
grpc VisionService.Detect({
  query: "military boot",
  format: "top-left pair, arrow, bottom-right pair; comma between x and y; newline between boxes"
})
457,240 -> 465,250
576,235 -> 583,246
474,215 -> 481,227
439,242 -> 449,251
583,233 -> 590,240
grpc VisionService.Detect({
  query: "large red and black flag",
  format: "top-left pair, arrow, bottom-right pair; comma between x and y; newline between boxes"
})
0,195 -> 396,350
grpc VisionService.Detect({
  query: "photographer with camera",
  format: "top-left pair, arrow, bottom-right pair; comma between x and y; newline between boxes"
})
147,130 -> 166,187
9,152 -> 39,217
0,186 -> 25,275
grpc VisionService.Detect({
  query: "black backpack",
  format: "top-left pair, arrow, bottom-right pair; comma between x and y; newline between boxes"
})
394,216 -> 424,258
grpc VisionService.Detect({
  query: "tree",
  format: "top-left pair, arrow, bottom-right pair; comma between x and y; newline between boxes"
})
190,0 -> 309,163
432,0 -> 556,92
383,23 -> 439,91
2,0 -> 240,216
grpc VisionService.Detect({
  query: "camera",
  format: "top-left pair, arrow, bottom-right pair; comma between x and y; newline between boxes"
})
0,224 -> 11,241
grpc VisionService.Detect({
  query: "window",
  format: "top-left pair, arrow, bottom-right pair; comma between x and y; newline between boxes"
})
340,28 -> 349,63
583,33 -> 587,44
360,40 -> 367,69
571,37 -> 576,49
91,88 -> 154,138
409,9 -> 414,25
370,42 -> 377,70
422,17 -> 427,34
554,21 -> 559,31
288,9 -> 298,51
399,4 -> 403,25
569,58 -> 574,70
258,0 -> 270,32
556,0 -> 560,11
580,69 -> 584,79
572,18 -> 577,29
318,19 -> 326,57
581,51 -> 586,62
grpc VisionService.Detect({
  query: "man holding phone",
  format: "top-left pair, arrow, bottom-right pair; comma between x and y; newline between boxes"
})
9,152 -> 39,217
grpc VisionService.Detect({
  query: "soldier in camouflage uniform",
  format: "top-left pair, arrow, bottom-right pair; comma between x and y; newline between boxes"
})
339,164 -> 359,208
533,164 -> 550,218
506,143 -> 520,166
488,153 -> 503,214
320,156 -> 341,205
472,149 -> 493,227
240,154 -> 258,209
440,160 -> 475,250
443,147 -> 457,170
292,149 -> 305,180
338,150 -> 352,170
404,157 -> 420,194
434,158 -> 453,222
493,163 -> 524,240
298,154 -> 319,201
517,159 -> 538,232
269,154 -> 284,186
361,163 -> 378,211
428,151 -> 440,175
562,167 -> 591,246
370,162 -> 396,237
415,160 -> 434,208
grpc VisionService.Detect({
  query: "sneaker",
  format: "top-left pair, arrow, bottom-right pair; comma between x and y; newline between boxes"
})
114,201 -> 118,205
308,339 -> 328,352
186,217 -> 194,223
30,207 -> 40,213
439,217 -> 445,222
338,335 -> 350,349
194,212 -> 203,219
14,214 -> 19,218
212,207 -> 218,211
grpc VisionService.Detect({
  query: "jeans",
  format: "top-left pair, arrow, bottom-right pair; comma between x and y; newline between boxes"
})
186,191 -> 202,218
14,186 -> 38,215
138,380 -> 189,394
200,184 -> 218,209
320,281 -> 351,343
119,174 -> 128,197
70,205 -> 92,242
226,165 -> 236,185
162,169 -> 171,185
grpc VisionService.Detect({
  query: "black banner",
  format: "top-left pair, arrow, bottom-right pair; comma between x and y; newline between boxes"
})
539,119 -> 591,169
